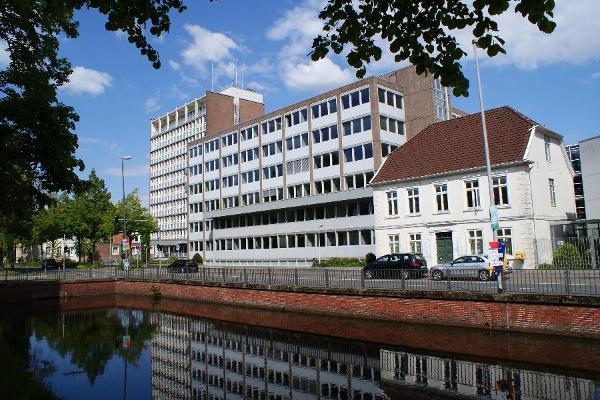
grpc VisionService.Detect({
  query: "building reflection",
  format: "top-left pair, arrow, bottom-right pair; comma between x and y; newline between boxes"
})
149,313 -> 598,400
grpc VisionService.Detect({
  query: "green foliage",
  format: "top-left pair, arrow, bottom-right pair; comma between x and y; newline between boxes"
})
311,0 -> 556,96
537,263 -> 556,270
0,1 -> 187,265
552,243 -> 583,268
192,253 -> 203,265
113,189 -> 158,253
365,252 -> 376,264
314,257 -> 365,268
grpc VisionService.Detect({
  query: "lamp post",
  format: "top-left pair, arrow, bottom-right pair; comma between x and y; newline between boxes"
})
121,155 -> 132,269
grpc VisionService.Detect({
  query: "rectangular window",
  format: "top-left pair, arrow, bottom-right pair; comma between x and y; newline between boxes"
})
544,135 -> 551,161
497,228 -> 513,255
387,191 -> 398,215
492,176 -> 509,206
468,230 -> 484,255
549,178 -> 556,207
407,188 -> 420,214
435,184 -> 449,212
409,233 -> 422,254
388,234 -> 400,253
465,180 -> 481,209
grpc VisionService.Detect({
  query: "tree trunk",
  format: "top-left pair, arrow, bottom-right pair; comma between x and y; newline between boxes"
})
77,235 -> 82,263
92,242 -> 96,262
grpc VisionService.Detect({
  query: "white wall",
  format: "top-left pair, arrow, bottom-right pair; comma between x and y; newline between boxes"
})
580,136 -> 600,219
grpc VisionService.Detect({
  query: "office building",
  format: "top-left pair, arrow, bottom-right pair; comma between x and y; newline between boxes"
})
565,143 -> 586,220
579,135 -> 600,220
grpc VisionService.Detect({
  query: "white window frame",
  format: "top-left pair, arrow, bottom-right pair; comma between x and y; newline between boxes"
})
435,184 -> 449,212
467,229 -> 484,255
465,180 -> 481,209
497,228 -> 513,255
549,178 -> 556,207
544,135 -> 551,162
407,188 -> 420,215
388,234 -> 400,253
387,191 -> 398,216
409,233 -> 422,254
492,176 -> 509,206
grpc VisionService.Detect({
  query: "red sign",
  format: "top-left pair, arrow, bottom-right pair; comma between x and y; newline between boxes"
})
489,241 -> 499,249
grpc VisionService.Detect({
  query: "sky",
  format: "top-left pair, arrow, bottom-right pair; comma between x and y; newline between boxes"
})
10,0 -> 600,206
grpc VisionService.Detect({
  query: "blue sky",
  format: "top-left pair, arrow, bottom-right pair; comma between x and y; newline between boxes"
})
43,0 -> 600,205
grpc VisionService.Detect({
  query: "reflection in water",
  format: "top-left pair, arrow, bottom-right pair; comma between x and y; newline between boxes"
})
149,313 -> 599,400
0,308 -> 598,400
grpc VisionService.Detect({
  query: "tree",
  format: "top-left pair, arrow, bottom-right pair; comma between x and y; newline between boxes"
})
113,190 -> 158,259
0,1 -> 187,250
311,0 -> 557,96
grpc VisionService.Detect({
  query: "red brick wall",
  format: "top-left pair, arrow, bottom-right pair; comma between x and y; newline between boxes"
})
1,280 -> 600,340
206,92 -> 234,135
239,98 -> 264,123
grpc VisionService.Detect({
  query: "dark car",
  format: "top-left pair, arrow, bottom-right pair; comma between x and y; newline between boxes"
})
363,253 -> 428,279
42,259 -> 60,270
167,259 -> 198,273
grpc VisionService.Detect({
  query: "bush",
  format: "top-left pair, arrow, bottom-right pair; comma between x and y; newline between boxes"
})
314,257 -> 365,268
365,252 -> 376,264
192,253 -> 203,265
552,243 -> 583,268
537,263 -> 556,270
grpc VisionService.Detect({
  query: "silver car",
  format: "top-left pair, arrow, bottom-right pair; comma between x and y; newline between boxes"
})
430,255 -> 492,281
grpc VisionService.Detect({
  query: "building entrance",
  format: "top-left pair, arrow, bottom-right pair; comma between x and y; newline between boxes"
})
436,232 -> 453,263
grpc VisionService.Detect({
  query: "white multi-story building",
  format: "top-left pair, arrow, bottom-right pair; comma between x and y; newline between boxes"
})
149,88 -> 264,257
186,67 -> 454,265
370,107 -> 576,269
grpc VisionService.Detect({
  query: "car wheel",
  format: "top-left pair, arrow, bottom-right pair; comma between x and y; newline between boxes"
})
479,270 -> 490,281
431,270 -> 443,281
364,270 -> 373,279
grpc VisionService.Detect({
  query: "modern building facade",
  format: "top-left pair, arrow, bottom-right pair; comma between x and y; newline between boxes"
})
149,88 -> 264,257
579,135 -> 600,220
182,67 -> 455,265
565,143 -> 586,220
371,107 -> 576,269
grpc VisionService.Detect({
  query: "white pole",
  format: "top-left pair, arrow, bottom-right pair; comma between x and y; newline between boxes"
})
472,40 -> 497,243
62,234 -> 66,271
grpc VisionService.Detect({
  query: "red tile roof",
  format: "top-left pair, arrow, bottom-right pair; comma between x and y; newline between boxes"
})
371,106 -> 538,185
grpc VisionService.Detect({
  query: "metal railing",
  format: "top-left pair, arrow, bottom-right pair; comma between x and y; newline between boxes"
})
2,267 -> 600,297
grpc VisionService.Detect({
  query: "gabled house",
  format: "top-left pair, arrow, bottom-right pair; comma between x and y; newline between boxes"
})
370,107 -> 576,269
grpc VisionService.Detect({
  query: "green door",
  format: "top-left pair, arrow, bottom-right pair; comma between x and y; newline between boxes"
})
436,232 -> 454,263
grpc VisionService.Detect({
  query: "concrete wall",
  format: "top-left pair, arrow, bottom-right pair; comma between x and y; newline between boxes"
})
580,135 -> 600,219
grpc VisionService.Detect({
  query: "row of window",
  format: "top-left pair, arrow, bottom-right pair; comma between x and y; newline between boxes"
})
222,174 -> 238,188
386,177 -> 510,216
222,153 -> 238,168
189,164 -> 202,176
241,147 -> 259,162
205,178 -> 220,192
261,117 -> 282,135
313,151 -> 340,169
214,229 -> 375,251
378,87 -> 403,109
189,183 -> 203,195
381,143 -> 399,157
213,199 -> 373,229
312,124 -> 338,144
262,141 -> 283,157
263,163 -> 284,180
204,138 -> 220,153
286,157 -> 309,175
380,115 -> 405,135
343,143 -> 374,163
221,132 -> 237,147
341,88 -> 370,110
285,109 -> 308,127
311,98 -> 337,119
343,116 -> 372,136
241,169 -> 260,184
286,132 -> 309,151
205,159 -> 219,172
189,145 -> 202,158
240,125 -> 259,141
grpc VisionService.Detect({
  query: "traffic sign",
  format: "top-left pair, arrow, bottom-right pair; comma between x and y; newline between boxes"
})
488,249 -> 500,265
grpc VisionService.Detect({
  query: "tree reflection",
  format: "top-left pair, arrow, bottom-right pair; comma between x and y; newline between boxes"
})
31,309 -> 157,384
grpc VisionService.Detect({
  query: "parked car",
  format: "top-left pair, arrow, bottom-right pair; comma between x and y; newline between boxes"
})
430,255 -> 493,281
42,259 -> 60,270
363,253 -> 428,279
167,259 -> 198,273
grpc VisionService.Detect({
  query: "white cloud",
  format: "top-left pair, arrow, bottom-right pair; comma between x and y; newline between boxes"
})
144,97 -> 161,114
61,66 -> 112,95
284,58 -> 354,91
455,0 -> 600,69
181,24 -> 240,73
591,71 -> 600,79
246,81 -> 270,92
78,135 -> 123,156
105,164 -> 149,178
0,40 -> 10,67
168,60 -> 181,70
114,30 -> 127,39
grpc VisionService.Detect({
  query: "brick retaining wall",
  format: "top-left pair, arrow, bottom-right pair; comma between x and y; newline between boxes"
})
1,279 -> 599,340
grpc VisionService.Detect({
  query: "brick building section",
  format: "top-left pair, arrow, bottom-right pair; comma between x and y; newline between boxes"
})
239,98 -> 264,124
205,92 -> 234,136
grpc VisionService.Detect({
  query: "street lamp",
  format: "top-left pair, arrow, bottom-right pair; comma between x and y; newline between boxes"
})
121,155 -> 132,269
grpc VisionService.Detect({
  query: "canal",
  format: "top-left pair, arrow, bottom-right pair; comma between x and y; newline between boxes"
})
0,298 -> 598,400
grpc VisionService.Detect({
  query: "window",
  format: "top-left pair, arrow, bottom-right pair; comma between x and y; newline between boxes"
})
286,132 -> 308,151
379,115 -> 405,135
313,151 -> 340,169
341,88 -> 370,110
544,135 -> 551,161
342,116 -> 372,136
435,184 -> 449,212
465,180 -> 480,209
549,178 -> 556,207
377,87 -> 403,109
387,191 -> 398,215
381,143 -> 398,157
312,124 -> 338,144
311,98 -> 337,119
407,188 -> 420,214
468,230 -> 484,255
262,117 -> 282,135
262,141 -> 282,157
497,228 -> 513,255
343,144 -> 373,163
409,233 -> 422,254
285,108 -> 308,127
263,164 -> 283,180
492,176 -> 509,206
389,235 -> 400,253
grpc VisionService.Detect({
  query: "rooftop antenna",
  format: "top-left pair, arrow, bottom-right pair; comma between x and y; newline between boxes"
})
210,62 -> 214,92
241,70 -> 244,89
234,62 -> 238,87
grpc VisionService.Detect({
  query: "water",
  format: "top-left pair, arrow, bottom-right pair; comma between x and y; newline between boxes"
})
0,300 -> 599,400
